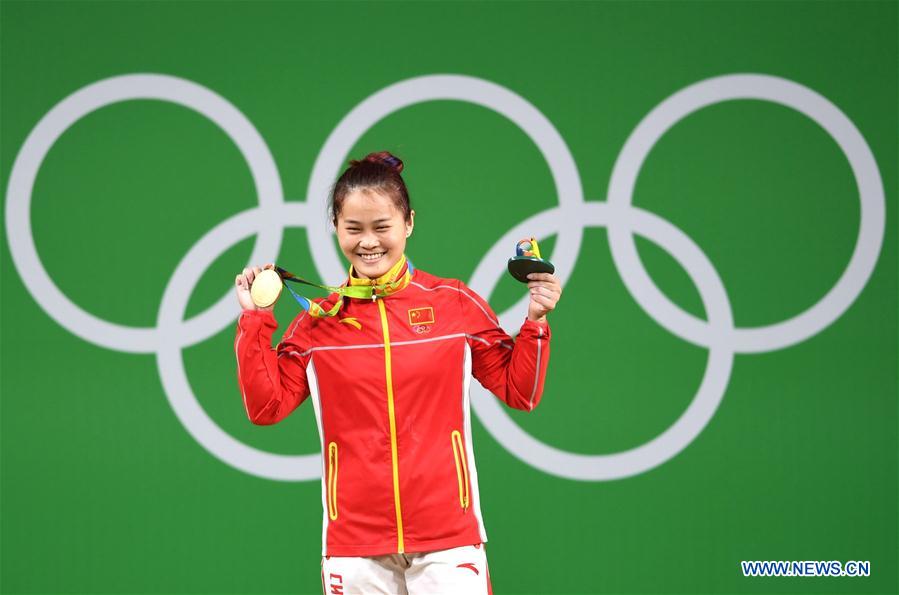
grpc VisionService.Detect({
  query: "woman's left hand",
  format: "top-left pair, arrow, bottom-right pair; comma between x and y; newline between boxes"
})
526,272 -> 562,323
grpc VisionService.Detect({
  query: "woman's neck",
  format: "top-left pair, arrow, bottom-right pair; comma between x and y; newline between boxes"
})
349,254 -> 407,284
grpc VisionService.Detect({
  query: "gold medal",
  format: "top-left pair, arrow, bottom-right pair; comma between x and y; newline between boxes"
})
250,269 -> 283,308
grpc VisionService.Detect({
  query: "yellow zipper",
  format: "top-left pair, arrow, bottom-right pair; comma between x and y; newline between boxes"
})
451,430 -> 470,510
327,442 -> 338,520
377,298 -> 405,553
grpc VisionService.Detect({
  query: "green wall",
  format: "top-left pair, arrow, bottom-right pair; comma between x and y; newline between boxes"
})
1,1 -> 896,593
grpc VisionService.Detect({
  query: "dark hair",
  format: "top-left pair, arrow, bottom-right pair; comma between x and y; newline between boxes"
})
330,151 -> 412,226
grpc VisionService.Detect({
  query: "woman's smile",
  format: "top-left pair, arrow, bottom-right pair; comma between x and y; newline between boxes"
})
357,251 -> 386,263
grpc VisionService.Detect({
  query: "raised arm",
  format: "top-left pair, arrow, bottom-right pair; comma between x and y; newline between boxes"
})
234,265 -> 310,425
234,309 -> 310,425
458,280 -> 553,412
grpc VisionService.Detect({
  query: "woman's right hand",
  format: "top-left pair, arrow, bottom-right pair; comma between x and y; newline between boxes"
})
235,264 -> 275,311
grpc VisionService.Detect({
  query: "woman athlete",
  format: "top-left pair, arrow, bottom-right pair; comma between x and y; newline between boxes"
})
234,151 -> 562,594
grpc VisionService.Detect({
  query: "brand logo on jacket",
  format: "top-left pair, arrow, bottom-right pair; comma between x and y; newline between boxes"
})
338,316 -> 362,330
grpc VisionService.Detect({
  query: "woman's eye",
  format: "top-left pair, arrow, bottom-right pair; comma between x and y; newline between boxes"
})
377,227 -> 389,231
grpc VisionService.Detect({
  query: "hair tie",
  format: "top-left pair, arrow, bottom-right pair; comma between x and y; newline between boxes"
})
357,152 -> 403,173
369,154 -> 401,171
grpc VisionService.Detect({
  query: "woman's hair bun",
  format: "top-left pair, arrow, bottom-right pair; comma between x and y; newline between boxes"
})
333,150 -> 411,224
349,151 -> 404,174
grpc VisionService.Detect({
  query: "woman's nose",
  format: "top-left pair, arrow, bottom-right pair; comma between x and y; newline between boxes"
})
359,233 -> 379,249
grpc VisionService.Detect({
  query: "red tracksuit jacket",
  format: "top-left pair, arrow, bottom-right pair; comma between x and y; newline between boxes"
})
234,263 -> 550,556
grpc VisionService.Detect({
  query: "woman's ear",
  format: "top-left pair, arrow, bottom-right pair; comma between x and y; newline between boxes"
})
405,210 -> 415,238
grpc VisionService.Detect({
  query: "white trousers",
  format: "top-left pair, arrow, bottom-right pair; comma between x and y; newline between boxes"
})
321,543 -> 492,594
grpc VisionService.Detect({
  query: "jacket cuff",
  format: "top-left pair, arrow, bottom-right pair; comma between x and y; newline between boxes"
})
520,317 -> 551,340
239,309 -> 278,329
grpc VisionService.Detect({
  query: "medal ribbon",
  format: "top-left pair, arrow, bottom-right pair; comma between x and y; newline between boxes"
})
275,254 -> 414,317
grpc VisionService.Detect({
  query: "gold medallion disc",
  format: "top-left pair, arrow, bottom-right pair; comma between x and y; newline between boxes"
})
250,269 -> 283,308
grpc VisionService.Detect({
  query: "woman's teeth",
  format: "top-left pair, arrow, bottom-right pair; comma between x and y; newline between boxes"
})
359,252 -> 385,262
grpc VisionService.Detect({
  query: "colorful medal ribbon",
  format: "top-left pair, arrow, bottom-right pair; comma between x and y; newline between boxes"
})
277,254 -> 414,317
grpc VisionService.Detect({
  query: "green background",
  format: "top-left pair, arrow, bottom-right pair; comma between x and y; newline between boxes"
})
1,1 -> 896,593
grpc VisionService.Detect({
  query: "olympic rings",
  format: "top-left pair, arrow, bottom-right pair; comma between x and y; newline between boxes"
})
4,73 -> 885,481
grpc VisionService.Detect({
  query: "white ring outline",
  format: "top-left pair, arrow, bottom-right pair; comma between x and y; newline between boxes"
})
4,74 -> 285,353
607,74 -> 886,353
157,205 -> 322,480
470,203 -> 734,480
305,74 -> 585,291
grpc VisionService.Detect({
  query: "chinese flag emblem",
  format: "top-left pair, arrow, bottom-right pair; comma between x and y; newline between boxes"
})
408,307 -> 435,325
